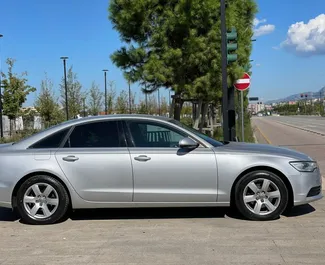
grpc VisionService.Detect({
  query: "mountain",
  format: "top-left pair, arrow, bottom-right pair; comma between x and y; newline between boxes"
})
265,86 -> 325,104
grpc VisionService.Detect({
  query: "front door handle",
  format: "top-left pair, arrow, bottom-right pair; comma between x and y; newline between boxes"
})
134,155 -> 151,162
62,155 -> 79,162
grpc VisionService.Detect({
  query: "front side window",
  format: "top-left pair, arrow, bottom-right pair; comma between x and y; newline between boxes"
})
63,121 -> 124,148
169,119 -> 224,147
127,121 -> 186,148
29,128 -> 70,149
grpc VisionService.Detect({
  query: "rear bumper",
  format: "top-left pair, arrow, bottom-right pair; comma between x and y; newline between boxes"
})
292,169 -> 323,206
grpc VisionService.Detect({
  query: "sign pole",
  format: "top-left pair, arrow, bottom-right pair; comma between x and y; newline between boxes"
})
234,72 -> 251,142
241,90 -> 244,142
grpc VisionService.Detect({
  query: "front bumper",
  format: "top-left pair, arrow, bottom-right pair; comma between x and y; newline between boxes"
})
292,168 -> 323,206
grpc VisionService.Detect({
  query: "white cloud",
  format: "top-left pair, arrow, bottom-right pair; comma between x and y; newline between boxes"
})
253,18 -> 275,37
253,18 -> 267,27
254,24 -> 275,37
272,46 -> 280,50
281,14 -> 325,56
255,63 -> 261,67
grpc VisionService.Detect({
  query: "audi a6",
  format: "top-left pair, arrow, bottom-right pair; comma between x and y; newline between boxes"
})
0,115 -> 322,224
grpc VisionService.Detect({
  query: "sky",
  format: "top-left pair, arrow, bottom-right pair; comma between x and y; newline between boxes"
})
0,0 -> 325,106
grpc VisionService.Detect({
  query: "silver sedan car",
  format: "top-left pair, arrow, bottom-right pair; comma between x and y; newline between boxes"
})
0,115 -> 322,224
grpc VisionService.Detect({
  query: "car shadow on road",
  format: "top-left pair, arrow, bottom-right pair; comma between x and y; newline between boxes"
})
283,204 -> 316,217
70,207 -> 241,221
0,208 -> 20,222
0,204 -> 317,224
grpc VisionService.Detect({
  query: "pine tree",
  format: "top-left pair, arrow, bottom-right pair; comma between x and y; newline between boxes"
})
109,0 -> 257,120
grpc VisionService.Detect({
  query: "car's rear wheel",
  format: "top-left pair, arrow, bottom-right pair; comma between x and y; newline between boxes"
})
234,170 -> 288,221
16,175 -> 70,225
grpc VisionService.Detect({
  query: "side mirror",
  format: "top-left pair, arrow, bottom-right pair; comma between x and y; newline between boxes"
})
178,137 -> 199,149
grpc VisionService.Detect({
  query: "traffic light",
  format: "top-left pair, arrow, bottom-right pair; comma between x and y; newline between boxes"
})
227,27 -> 238,64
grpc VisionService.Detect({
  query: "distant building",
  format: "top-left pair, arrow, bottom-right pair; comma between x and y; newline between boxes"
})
248,102 -> 265,114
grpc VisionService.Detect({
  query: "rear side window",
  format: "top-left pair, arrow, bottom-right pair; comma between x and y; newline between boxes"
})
63,121 -> 124,148
29,128 -> 70,149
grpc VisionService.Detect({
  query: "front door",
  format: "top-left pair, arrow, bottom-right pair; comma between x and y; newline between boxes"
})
125,119 -> 218,202
55,120 -> 133,202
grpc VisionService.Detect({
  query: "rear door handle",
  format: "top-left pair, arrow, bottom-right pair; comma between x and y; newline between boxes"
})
62,155 -> 79,162
134,155 -> 151,162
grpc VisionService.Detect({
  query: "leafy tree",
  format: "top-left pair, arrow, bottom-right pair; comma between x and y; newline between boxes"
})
147,94 -> 158,115
137,99 -> 147,114
34,73 -> 64,128
115,90 -> 128,114
1,58 -> 36,134
109,0 -> 257,120
60,66 -> 83,119
160,96 -> 169,116
87,81 -> 103,116
107,81 -> 116,114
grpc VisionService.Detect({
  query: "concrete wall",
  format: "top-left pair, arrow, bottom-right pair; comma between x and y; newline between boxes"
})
1,115 -> 43,137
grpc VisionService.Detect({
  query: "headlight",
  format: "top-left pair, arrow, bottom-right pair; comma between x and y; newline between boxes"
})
290,161 -> 318,172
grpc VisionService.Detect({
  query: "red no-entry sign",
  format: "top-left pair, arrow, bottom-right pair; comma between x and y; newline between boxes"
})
234,72 -> 251,91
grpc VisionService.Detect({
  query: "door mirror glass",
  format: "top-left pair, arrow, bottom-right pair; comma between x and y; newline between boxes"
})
178,137 -> 199,149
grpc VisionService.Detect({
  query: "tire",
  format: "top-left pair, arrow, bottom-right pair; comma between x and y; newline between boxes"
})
16,175 -> 70,225
234,170 -> 288,221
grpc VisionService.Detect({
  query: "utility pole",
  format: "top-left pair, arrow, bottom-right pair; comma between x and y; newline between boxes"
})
319,91 -> 322,115
0,34 -> 3,139
144,82 -> 148,113
128,80 -> 132,114
220,0 -> 229,141
60,56 -> 69,120
220,0 -> 238,141
158,88 -> 161,115
103,69 -> 108,115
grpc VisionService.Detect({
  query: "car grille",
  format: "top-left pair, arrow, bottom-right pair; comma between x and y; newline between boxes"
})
307,186 -> 321,197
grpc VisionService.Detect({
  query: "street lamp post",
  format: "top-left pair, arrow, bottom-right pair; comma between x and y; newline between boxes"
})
60,57 -> 69,120
0,34 -> 3,138
103,69 -> 108,115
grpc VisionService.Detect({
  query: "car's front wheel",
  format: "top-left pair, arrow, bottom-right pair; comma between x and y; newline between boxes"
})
234,170 -> 289,221
16,175 -> 70,225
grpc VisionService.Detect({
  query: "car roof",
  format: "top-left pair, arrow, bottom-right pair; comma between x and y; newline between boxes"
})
11,114 -> 174,149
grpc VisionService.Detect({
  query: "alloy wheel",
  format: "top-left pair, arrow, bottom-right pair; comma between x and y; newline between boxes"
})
243,178 -> 281,216
23,183 -> 59,219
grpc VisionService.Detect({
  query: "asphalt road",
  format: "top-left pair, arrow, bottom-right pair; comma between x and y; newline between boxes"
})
0,116 -> 325,264
266,115 -> 325,135
252,116 -> 325,178
1,202 -> 325,265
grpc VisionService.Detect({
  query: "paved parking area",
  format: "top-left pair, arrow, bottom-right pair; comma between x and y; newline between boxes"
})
0,201 -> 325,265
1,117 -> 324,264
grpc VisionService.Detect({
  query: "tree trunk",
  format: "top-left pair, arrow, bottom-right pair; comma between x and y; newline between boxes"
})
199,102 -> 209,133
169,98 -> 175,119
9,119 -> 12,137
173,94 -> 183,121
192,102 -> 197,126
193,99 -> 202,129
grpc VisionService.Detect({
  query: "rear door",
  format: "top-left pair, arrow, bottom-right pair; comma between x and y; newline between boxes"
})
55,120 -> 133,202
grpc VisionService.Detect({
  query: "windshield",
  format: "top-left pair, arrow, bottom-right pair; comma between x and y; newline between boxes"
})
169,119 -> 224,147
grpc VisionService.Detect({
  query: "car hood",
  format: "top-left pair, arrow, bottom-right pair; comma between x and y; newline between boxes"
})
215,142 -> 312,161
